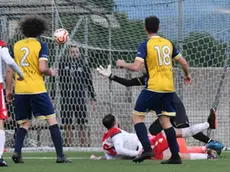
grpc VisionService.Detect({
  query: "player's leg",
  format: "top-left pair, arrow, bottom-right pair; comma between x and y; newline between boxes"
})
132,90 -> 154,162
32,93 -> 71,163
172,94 -> 224,153
159,93 -> 181,164
0,87 -> 8,166
12,94 -> 32,163
0,120 -> 7,167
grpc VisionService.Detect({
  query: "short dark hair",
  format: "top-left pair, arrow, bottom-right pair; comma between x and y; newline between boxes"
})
102,114 -> 116,130
145,16 -> 160,34
19,16 -> 48,38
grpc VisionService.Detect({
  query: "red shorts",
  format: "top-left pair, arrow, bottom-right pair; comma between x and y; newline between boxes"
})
149,133 -> 188,160
0,84 -> 8,120
149,133 -> 168,160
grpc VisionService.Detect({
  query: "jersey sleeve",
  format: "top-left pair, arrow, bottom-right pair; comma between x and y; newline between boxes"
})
39,42 -> 49,61
135,41 -> 147,62
172,45 -> 182,60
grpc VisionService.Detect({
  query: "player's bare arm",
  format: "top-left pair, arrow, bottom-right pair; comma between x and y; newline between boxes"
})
116,59 -> 143,72
6,67 -> 14,102
39,60 -> 56,76
177,56 -> 191,85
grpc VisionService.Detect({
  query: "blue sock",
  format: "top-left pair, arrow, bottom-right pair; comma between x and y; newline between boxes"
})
14,128 -> 27,155
49,124 -> 64,158
134,122 -> 152,152
164,127 -> 180,159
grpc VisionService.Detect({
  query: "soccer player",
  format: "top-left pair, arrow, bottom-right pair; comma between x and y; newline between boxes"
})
90,114 -> 216,161
5,16 -> 71,164
96,65 -> 224,154
116,16 -> 191,164
0,40 -> 24,167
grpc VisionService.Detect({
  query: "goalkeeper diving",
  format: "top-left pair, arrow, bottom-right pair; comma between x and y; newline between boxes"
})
96,65 -> 224,154
90,114 -> 217,161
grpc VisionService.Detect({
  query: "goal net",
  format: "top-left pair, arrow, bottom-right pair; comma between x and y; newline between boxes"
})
1,0 -> 230,152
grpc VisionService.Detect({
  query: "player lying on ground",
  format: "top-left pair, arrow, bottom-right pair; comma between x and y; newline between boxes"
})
90,114 -> 217,161
0,40 -> 24,167
97,64 -> 224,154
5,16 -> 71,164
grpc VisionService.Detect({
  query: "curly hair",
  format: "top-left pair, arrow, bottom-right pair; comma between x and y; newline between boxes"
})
19,16 -> 48,38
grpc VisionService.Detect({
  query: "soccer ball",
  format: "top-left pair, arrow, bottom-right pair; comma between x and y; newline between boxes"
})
53,28 -> 69,44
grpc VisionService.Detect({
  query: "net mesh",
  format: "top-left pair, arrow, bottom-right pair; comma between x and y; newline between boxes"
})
1,0 -> 230,151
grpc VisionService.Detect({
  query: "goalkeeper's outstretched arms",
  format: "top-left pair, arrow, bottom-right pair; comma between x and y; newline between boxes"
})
97,65 -> 145,87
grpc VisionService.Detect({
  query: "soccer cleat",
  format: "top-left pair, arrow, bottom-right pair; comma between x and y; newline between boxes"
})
133,151 -> 154,163
206,140 -> 224,155
56,156 -> 72,163
207,149 -> 217,159
12,153 -> 24,163
161,157 -> 182,164
208,108 -> 217,129
0,158 -> 8,167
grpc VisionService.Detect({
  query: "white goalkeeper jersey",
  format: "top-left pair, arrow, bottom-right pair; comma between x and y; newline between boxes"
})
0,40 -> 23,83
102,127 -> 142,160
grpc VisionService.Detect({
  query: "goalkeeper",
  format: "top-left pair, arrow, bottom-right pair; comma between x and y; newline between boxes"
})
97,65 -> 224,154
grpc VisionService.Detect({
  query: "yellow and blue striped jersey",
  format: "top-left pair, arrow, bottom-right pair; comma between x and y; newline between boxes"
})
135,36 -> 182,92
13,38 -> 48,94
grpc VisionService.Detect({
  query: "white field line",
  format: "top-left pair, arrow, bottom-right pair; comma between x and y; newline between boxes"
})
4,157 -> 88,160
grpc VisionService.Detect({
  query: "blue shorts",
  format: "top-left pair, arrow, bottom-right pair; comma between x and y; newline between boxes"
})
133,89 -> 176,117
14,92 -> 55,124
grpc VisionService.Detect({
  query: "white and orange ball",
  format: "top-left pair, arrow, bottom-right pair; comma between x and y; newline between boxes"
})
53,28 -> 69,44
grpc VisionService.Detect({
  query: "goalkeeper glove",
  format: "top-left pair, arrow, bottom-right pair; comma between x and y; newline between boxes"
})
96,65 -> 112,78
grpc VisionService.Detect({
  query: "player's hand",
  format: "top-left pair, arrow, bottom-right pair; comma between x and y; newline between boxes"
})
184,75 -> 191,85
50,68 -> 57,76
96,65 -> 112,78
6,90 -> 13,103
116,59 -> 126,68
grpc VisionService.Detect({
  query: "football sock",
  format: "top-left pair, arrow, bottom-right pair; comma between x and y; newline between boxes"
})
187,146 -> 207,153
182,122 -> 209,138
192,132 -> 212,144
14,127 -> 27,155
189,153 -> 208,160
49,124 -> 64,158
0,130 -> 5,158
134,122 -> 152,152
164,127 -> 180,159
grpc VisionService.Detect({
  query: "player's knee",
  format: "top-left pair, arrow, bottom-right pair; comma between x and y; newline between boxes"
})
132,114 -> 145,124
149,120 -> 163,135
47,117 -> 58,126
158,116 -> 172,129
20,121 -> 31,130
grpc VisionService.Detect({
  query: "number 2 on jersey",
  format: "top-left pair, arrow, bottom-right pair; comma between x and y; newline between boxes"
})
154,45 -> 171,66
20,47 -> 30,67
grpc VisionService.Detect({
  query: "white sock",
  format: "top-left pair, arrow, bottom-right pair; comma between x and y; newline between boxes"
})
0,130 -> 5,158
182,122 -> 209,138
190,153 -> 208,160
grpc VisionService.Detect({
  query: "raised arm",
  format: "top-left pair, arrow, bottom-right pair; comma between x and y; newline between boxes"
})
97,65 -> 146,87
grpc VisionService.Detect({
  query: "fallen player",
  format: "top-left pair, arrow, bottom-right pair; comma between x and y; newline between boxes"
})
90,114 -> 217,161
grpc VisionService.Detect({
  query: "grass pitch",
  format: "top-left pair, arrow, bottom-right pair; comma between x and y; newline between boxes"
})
1,151 -> 229,172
